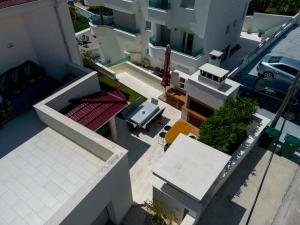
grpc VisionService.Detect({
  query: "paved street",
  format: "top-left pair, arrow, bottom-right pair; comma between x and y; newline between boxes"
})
197,148 -> 298,225
272,167 -> 300,225
239,26 -> 300,78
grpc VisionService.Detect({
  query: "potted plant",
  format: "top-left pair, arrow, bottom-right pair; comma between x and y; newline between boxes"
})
144,199 -> 178,225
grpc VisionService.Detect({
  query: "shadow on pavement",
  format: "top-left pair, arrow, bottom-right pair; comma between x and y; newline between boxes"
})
197,147 -> 267,225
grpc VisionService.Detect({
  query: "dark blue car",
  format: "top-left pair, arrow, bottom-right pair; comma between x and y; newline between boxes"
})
234,75 -> 300,121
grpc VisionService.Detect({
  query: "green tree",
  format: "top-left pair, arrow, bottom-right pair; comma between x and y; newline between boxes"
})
199,97 -> 257,154
249,0 -> 300,15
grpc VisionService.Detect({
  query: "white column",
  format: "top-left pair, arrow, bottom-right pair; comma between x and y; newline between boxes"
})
109,117 -> 118,142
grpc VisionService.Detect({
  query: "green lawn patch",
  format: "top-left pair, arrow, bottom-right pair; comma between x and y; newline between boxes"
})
81,56 -> 146,103
99,75 -> 146,103
70,10 -> 89,33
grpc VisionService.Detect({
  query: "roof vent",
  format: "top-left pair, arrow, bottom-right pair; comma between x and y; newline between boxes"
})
198,63 -> 229,89
209,50 -> 223,67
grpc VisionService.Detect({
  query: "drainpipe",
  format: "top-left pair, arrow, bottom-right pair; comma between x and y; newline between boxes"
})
54,0 -> 72,62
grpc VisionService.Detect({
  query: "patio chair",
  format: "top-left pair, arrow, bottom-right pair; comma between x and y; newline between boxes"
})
81,35 -> 90,43
164,125 -> 171,131
164,143 -> 170,152
127,121 -> 137,132
151,98 -> 159,105
158,131 -> 166,145
76,37 -> 83,45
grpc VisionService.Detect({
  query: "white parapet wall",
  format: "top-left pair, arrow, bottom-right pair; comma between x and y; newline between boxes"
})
211,113 -> 270,197
110,62 -> 164,98
34,72 -> 133,225
243,13 -> 293,32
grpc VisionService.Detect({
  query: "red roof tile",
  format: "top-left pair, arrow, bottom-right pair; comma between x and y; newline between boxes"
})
61,91 -> 127,131
0,0 -> 37,9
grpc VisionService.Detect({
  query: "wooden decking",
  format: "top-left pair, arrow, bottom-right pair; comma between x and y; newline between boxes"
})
165,119 -> 199,144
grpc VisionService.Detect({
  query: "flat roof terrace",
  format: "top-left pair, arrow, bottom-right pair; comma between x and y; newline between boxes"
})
153,134 -> 230,202
0,127 -> 105,225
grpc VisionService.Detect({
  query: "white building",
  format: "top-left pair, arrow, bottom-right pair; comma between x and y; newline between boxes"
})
85,0 -> 251,73
0,0 -> 82,79
0,1 -> 133,225
169,63 -> 240,127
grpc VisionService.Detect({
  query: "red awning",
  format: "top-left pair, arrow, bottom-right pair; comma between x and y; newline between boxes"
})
0,0 -> 37,9
61,91 -> 127,131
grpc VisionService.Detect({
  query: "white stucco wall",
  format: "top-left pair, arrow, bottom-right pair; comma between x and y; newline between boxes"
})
111,62 -> 164,93
34,72 -> 133,224
44,71 -> 100,111
87,0 -> 250,72
61,154 -> 133,225
186,78 -> 239,109
0,0 -> 82,79
91,23 -> 142,63
0,16 -> 38,74
203,0 -> 249,57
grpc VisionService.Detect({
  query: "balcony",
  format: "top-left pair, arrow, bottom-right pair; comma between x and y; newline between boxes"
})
84,0 -> 137,14
148,0 -> 170,10
148,0 -> 170,25
149,37 -> 205,71
90,16 -> 140,42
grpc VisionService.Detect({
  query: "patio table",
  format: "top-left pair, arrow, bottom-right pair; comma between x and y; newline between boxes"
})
127,101 -> 159,127
165,120 -> 194,144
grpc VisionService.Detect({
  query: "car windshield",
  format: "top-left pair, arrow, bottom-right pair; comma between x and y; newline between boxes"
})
254,78 -> 272,90
268,56 -> 282,63
254,78 -> 290,92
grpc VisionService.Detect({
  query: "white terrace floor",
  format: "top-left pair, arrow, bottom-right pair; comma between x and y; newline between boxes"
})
112,100 -> 182,204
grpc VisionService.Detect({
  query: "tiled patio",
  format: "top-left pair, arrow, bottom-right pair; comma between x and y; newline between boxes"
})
112,100 -> 182,225
0,110 -> 46,158
113,100 -> 182,205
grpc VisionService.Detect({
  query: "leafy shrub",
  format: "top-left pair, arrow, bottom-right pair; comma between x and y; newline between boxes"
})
199,97 -> 257,154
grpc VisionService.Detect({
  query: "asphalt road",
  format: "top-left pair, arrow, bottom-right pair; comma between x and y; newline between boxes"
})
272,167 -> 300,225
232,26 -> 300,126
239,26 -> 300,78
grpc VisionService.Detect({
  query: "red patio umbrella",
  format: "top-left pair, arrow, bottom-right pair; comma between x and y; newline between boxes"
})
161,44 -> 171,91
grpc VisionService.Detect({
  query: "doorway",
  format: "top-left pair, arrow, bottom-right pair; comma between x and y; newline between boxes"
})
181,32 -> 194,55
160,25 -> 171,46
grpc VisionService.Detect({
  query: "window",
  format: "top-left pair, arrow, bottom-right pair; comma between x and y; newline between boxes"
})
274,91 -> 286,100
188,98 -> 214,118
274,65 -> 298,76
182,32 -> 194,55
180,0 -> 195,9
268,56 -> 282,63
213,76 -> 219,82
255,78 -> 272,90
207,73 -> 212,79
225,24 -> 230,34
233,19 -> 237,27
179,77 -> 186,83
201,71 -> 207,77
186,33 -> 194,55
145,21 -> 151,30
182,32 -> 186,52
